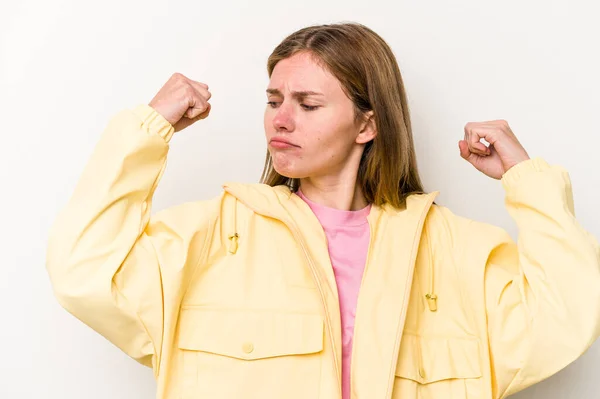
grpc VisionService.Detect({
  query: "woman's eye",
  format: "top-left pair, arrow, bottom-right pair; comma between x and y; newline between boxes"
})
267,102 -> 319,111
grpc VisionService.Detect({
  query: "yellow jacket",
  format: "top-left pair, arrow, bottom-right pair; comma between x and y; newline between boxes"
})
46,104 -> 600,399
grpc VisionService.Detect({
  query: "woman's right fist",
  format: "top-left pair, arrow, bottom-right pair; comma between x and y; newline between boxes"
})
149,73 -> 212,132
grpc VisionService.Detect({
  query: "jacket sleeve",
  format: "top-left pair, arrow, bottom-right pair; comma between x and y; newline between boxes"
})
45,104 -> 219,372
476,157 -> 600,398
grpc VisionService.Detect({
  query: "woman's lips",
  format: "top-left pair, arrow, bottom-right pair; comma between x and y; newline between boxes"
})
269,138 -> 299,149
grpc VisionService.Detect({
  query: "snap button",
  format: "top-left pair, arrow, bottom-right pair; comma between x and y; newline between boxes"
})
242,342 -> 254,354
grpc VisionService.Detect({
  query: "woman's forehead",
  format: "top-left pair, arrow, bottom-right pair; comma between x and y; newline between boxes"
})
268,54 -> 342,96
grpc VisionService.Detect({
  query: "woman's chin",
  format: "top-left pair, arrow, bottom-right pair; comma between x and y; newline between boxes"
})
272,163 -> 305,180
271,157 -> 299,179
274,167 -> 300,179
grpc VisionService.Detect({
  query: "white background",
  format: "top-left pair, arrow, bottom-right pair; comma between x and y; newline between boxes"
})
1,0 -> 599,398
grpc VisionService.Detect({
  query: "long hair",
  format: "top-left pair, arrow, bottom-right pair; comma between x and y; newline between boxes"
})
260,22 -> 426,208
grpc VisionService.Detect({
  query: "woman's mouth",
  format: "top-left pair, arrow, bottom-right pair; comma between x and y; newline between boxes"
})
269,137 -> 300,149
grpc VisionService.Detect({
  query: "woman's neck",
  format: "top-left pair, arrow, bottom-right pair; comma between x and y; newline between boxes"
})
298,177 -> 368,211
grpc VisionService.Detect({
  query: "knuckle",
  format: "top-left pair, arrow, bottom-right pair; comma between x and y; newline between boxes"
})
183,85 -> 195,97
496,119 -> 508,129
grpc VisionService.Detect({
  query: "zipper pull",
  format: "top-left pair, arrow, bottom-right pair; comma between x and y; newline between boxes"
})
228,233 -> 239,254
425,293 -> 438,312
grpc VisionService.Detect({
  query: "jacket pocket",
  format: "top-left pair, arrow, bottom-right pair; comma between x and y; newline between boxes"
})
177,307 -> 324,399
392,334 -> 483,399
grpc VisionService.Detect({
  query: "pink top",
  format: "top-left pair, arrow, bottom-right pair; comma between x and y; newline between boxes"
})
297,190 -> 371,399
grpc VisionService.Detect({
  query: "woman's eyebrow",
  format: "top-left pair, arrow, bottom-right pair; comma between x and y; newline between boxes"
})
266,88 -> 325,99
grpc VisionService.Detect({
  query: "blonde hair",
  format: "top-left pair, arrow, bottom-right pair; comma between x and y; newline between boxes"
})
260,22 -> 425,208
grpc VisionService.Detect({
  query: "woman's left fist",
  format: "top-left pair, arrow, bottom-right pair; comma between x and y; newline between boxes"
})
459,120 -> 530,180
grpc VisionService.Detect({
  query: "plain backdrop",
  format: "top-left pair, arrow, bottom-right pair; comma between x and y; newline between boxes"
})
1,0 -> 599,398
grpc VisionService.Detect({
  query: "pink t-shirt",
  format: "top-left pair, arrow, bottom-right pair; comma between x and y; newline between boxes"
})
297,190 -> 371,399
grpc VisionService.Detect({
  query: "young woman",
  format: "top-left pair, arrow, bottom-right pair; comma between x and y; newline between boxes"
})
46,23 -> 600,399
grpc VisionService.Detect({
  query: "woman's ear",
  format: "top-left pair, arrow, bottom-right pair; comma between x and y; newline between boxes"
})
356,111 -> 377,144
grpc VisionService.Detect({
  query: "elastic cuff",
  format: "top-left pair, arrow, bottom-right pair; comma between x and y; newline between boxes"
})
501,157 -> 550,190
132,104 -> 175,143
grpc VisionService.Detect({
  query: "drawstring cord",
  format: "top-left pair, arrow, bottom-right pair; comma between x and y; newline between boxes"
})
228,198 -> 239,254
425,230 -> 437,312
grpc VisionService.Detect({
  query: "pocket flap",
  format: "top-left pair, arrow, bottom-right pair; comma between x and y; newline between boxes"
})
395,334 -> 482,384
177,308 -> 324,361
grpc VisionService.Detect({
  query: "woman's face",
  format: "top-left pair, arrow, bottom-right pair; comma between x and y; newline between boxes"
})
264,52 -> 373,181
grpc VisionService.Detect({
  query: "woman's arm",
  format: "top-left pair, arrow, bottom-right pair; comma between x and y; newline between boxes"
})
455,120 -> 600,398
46,74 -> 215,373
474,158 -> 600,398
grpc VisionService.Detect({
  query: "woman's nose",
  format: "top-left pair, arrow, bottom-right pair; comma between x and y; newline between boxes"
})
272,104 -> 295,132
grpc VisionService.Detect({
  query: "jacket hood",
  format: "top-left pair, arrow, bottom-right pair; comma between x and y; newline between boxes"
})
222,181 -> 439,221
